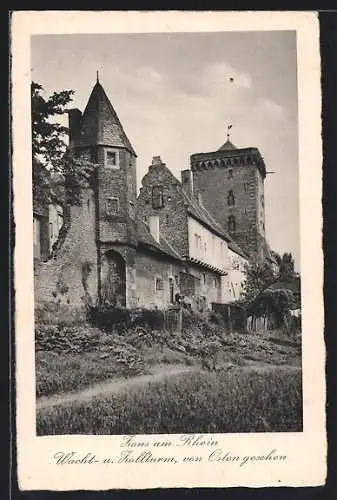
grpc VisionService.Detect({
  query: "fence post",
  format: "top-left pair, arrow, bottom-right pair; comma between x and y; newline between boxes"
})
178,307 -> 183,333
228,305 -> 232,333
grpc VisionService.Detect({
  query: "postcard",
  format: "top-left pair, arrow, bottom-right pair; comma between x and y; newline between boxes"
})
12,10 -> 326,490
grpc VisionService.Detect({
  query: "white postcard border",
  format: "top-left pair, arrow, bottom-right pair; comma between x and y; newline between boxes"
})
12,10 -> 326,490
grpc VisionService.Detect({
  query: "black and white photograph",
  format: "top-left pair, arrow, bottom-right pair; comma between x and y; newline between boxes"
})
32,29 -> 303,436
13,11 -> 325,490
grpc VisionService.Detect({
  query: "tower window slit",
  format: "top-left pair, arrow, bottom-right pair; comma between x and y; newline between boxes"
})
228,215 -> 236,232
227,190 -> 235,206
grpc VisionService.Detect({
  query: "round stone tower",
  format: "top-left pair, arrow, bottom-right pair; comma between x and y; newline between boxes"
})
69,76 -> 138,307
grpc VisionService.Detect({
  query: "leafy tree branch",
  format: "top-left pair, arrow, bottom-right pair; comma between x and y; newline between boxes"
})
31,81 -> 97,207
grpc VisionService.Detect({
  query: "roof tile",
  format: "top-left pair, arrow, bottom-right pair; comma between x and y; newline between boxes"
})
136,218 -> 182,261
78,82 -> 136,155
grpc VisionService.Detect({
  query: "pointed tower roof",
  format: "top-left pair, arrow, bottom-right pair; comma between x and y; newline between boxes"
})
218,138 -> 237,151
78,81 -> 136,156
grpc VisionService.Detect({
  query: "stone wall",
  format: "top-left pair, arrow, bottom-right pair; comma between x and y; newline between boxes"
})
137,160 -> 189,258
192,163 -> 259,258
96,146 -> 137,246
99,243 -> 137,308
135,250 -> 181,309
191,150 -> 267,263
179,263 -> 222,311
34,188 -> 98,309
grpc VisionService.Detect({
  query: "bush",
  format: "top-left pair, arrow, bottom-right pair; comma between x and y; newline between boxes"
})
88,306 -> 132,332
36,349 -> 146,397
132,309 -> 165,330
89,306 -> 167,333
35,324 -> 102,353
37,368 -> 302,435
89,306 -> 210,334
35,302 -> 87,326
181,308 -> 222,336
208,311 -> 226,327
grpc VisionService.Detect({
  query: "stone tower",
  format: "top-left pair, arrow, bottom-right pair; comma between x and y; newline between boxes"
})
190,138 -> 267,263
68,77 -> 138,307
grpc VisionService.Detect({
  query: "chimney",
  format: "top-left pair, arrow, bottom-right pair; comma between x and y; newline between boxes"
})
181,169 -> 194,198
149,215 -> 160,243
152,155 -> 163,166
67,108 -> 82,145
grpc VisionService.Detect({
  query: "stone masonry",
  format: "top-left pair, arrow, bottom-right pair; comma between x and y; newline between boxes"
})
34,79 -> 275,314
34,188 -> 98,308
190,142 -> 267,262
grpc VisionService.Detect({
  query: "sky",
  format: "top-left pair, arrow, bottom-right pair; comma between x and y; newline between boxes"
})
31,31 -> 300,270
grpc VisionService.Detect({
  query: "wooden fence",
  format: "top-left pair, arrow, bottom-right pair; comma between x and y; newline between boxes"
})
246,315 -> 271,333
162,308 -> 182,332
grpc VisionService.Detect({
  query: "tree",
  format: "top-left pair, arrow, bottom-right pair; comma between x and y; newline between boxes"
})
31,81 -> 96,207
31,82 -> 73,169
271,251 -> 295,279
242,252 -> 297,306
242,253 -> 299,330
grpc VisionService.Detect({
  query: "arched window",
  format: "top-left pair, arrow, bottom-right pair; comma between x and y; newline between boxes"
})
228,215 -> 236,232
227,190 -> 235,206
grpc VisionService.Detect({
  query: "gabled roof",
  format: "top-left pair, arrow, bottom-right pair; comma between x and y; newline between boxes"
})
228,240 -> 248,259
78,82 -> 136,155
139,158 -> 248,261
136,218 -> 182,261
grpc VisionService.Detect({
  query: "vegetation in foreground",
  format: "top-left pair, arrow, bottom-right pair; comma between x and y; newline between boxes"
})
36,320 -> 301,398
35,325 -> 149,397
37,368 -> 302,435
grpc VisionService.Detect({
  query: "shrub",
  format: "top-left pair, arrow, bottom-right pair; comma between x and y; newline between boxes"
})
132,309 -> 165,330
208,311 -> 226,327
36,350 -> 146,397
89,306 -> 216,335
88,306 -> 132,332
35,325 -> 102,353
35,302 -> 87,326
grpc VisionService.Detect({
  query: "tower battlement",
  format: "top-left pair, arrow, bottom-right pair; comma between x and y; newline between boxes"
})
191,147 -> 266,179
190,139 -> 268,263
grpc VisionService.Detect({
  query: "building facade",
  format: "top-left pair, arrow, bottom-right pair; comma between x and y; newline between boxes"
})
33,79 -> 276,313
190,139 -> 271,263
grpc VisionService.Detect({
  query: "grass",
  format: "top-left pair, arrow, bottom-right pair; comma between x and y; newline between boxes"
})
36,350 -> 147,398
37,367 -> 302,435
35,302 -> 87,326
142,346 -> 198,367
35,324 -> 301,398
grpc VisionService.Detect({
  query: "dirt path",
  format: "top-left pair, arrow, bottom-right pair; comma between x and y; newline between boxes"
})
37,361 -> 301,411
37,364 -> 198,410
